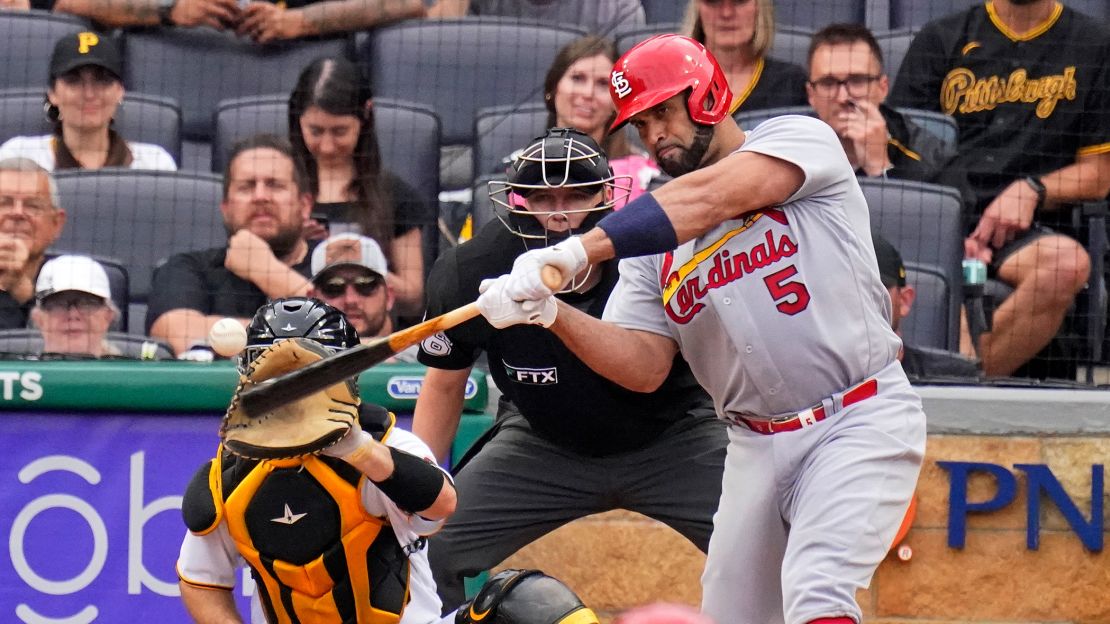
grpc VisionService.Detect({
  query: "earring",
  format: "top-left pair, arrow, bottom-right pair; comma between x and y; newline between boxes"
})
544,94 -> 552,101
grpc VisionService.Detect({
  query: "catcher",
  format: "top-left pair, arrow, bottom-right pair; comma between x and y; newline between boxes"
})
176,297 -> 457,624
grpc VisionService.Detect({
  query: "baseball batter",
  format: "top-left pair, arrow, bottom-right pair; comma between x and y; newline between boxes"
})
476,35 -> 926,624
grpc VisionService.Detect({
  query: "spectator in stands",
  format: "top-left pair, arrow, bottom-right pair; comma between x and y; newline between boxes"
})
307,232 -> 417,360
30,255 -> 118,357
146,134 -> 314,355
890,0 -> 1110,377
51,0 -> 423,43
0,32 -> 176,171
683,0 -> 807,114
0,158 -> 65,329
537,35 -> 661,205
428,0 -> 644,35
872,231 -> 980,379
806,24 -> 965,188
289,57 -> 430,314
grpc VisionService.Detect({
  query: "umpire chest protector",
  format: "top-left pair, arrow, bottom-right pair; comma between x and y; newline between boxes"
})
184,407 -> 412,624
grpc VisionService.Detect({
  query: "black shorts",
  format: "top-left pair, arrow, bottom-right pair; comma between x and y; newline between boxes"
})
988,224 -> 1066,277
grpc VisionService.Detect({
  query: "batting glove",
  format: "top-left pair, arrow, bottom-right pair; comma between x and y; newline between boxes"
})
477,276 -> 558,329
504,236 -> 587,301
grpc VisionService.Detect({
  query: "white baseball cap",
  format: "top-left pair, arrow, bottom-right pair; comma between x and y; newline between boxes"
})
35,255 -> 111,301
310,233 -> 389,282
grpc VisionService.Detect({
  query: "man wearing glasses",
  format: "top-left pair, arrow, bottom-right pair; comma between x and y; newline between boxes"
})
805,23 -> 961,187
31,255 -> 118,357
307,233 -> 410,356
0,158 -> 66,329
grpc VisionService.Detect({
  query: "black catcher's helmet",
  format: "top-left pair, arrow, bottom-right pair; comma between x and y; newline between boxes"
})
239,297 -> 360,374
455,569 -> 599,624
489,127 -> 630,243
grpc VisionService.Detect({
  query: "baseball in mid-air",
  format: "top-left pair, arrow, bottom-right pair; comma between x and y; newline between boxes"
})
209,318 -> 248,357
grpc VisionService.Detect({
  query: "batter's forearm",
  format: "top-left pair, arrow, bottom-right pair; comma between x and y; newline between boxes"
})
53,0 -> 160,26
549,302 -> 676,392
299,0 -> 424,35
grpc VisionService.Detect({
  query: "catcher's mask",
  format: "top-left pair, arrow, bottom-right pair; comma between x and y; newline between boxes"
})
239,297 -> 360,375
489,128 -> 630,291
455,569 -> 599,624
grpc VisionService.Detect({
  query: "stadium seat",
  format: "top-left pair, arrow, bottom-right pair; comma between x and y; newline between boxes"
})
472,103 -> 548,179
0,11 -> 91,90
0,328 -> 173,360
121,27 -> 351,141
896,107 -> 958,149
51,170 -> 225,333
615,23 -> 681,54
0,88 -> 183,165
640,0 -> 686,25
774,0 -> 865,31
859,178 -> 964,352
211,96 -> 440,204
734,105 -> 815,130
876,28 -> 914,88
359,18 -> 585,189
767,26 -> 814,68
471,174 -> 506,234
903,262 -> 956,351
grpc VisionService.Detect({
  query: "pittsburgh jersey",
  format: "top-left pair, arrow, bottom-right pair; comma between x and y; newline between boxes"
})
418,223 -> 714,456
604,116 -> 900,419
890,1 -> 1110,211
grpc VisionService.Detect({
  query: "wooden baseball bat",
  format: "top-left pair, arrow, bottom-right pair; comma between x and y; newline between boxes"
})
238,266 -> 566,417
238,302 -> 480,417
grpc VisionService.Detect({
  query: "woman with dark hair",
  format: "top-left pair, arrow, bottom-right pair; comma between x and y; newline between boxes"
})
537,35 -> 659,205
683,0 -> 807,113
288,57 -> 429,312
0,31 -> 176,171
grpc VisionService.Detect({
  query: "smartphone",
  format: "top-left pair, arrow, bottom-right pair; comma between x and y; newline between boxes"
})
310,212 -> 330,231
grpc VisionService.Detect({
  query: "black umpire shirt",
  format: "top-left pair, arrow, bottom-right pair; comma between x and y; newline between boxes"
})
418,222 -> 716,457
890,2 -> 1110,213
145,244 -> 315,334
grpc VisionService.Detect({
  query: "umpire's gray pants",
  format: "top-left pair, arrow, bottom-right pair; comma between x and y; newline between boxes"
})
428,402 -> 728,613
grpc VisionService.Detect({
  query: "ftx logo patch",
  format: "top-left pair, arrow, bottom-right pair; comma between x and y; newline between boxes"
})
503,361 -> 557,385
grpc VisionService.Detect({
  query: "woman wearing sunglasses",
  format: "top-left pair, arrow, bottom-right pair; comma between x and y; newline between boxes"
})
682,0 -> 807,114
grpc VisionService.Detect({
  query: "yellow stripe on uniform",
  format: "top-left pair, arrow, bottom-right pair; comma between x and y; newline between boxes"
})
661,215 -> 764,306
888,137 -> 922,161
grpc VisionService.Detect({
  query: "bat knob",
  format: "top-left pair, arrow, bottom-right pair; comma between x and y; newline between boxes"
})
541,265 -> 564,290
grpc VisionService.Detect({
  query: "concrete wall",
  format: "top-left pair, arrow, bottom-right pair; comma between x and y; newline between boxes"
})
499,386 -> 1110,623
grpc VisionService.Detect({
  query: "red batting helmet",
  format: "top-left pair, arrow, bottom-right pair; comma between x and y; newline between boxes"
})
608,34 -> 732,133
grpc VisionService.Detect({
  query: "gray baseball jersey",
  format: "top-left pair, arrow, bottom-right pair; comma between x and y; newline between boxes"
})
605,115 -> 901,419
603,115 -> 925,623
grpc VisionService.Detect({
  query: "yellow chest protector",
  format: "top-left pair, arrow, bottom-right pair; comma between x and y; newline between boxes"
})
212,451 -> 411,624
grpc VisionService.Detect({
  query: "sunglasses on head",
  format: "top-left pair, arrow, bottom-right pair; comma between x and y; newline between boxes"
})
317,274 -> 384,298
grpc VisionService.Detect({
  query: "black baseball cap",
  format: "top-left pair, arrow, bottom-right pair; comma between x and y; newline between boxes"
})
872,231 -> 906,288
49,31 -> 122,81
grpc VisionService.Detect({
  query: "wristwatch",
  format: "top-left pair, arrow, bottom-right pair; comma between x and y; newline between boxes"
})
1024,176 -> 1046,211
157,0 -> 177,26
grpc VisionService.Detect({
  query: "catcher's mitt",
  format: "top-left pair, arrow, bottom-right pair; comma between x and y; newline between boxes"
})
221,337 -> 359,459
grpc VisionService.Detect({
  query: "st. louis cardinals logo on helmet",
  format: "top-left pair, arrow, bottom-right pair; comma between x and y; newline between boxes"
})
608,34 -> 733,132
